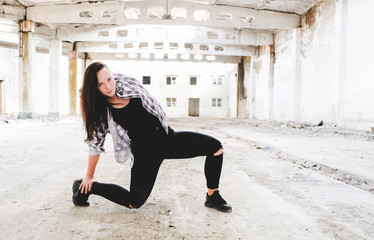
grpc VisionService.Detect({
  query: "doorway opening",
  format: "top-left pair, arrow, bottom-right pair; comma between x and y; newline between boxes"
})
188,98 -> 199,117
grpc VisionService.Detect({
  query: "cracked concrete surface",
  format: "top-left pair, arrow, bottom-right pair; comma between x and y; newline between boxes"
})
1,117 -> 374,240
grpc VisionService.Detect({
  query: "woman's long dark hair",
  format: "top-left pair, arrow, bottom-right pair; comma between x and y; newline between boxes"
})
81,62 -> 109,142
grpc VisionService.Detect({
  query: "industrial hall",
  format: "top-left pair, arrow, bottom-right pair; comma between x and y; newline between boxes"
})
1,0 -> 374,239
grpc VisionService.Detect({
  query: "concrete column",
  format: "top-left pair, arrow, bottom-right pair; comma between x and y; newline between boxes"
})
236,57 -> 246,117
268,46 -> 275,120
337,0 -> 348,126
82,52 -> 92,71
243,56 -> 251,118
0,79 -> 3,114
18,20 -> 36,119
228,69 -> 238,117
82,53 -> 93,79
249,52 -> 257,120
294,28 -> 302,122
48,39 -> 62,118
68,45 -> 78,115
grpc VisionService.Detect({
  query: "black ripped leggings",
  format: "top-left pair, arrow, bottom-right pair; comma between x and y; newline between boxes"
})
90,129 -> 223,208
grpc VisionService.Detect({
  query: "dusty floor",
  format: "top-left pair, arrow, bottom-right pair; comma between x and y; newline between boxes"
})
1,117 -> 374,240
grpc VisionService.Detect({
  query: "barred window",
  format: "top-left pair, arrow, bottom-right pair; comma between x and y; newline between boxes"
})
212,98 -> 222,107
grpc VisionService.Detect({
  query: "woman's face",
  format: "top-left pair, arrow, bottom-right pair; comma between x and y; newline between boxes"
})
97,67 -> 116,98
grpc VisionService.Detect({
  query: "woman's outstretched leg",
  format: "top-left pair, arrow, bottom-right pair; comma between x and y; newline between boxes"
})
163,130 -> 232,212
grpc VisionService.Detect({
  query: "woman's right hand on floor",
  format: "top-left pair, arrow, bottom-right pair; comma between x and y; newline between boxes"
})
80,176 -> 95,194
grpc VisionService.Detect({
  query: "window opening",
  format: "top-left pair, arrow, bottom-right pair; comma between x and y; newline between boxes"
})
194,10 -> 209,21
166,76 -> 177,85
190,77 -> 197,85
171,8 -> 187,20
102,11 -> 117,18
166,97 -> 177,107
148,7 -> 164,19
143,76 -> 151,84
212,77 -> 223,85
125,8 -> 140,19
79,11 -> 93,18
212,98 -> 222,107
117,30 -> 128,37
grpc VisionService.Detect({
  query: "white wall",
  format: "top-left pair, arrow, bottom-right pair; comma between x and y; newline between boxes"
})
0,47 -> 18,116
342,0 -> 374,129
247,0 -> 374,131
249,46 -> 273,120
34,53 -> 49,115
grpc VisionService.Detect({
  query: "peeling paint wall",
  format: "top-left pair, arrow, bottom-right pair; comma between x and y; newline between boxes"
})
248,0 -> 374,130
299,1 -> 340,124
273,29 -> 297,122
248,46 -> 272,120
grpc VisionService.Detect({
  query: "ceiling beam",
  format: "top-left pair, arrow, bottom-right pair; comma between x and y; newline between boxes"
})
76,41 -> 256,56
58,25 -> 273,46
0,21 -> 56,40
27,0 -> 300,29
0,5 -> 25,22
87,52 -> 241,64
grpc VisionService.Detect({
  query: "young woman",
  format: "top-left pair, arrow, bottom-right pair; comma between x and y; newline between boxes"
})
72,62 -> 232,213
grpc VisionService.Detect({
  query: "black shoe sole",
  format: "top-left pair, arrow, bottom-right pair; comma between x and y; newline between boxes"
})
205,202 -> 232,213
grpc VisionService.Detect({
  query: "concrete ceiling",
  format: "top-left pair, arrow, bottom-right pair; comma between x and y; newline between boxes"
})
0,0 -> 321,62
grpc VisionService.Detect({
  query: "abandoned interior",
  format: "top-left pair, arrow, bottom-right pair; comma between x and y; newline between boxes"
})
1,0 -> 374,239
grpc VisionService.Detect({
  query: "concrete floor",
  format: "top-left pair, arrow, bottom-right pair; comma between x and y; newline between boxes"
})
0,117 -> 373,240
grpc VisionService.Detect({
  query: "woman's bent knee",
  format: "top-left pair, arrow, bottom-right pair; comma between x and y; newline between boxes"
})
129,191 -> 149,209
213,148 -> 223,156
129,203 -> 142,209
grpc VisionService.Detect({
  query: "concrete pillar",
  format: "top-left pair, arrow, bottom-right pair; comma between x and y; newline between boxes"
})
68,44 -> 78,115
0,79 -> 3,114
337,0 -> 348,126
82,53 -> 93,80
228,69 -> 238,117
48,39 -> 62,118
18,20 -> 36,119
294,28 -> 302,122
236,57 -> 246,117
249,52 -> 257,120
82,52 -> 92,71
243,56 -> 251,118
268,46 -> 275,120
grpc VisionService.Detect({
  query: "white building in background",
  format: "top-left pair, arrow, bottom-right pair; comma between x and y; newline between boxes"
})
101,60 -> 238,118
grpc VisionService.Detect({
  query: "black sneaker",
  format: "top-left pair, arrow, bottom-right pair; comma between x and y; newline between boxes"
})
204,191 -> 232,213
72,179 -> 90,207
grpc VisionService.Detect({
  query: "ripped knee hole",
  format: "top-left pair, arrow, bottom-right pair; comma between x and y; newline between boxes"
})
213,148 -> 223,156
